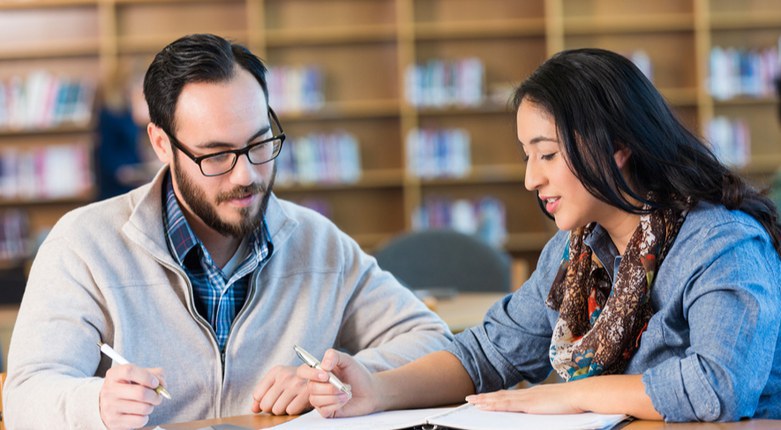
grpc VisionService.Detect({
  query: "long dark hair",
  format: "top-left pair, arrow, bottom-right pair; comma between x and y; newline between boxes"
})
513,48 -> 781,255
143,33 -> 269,136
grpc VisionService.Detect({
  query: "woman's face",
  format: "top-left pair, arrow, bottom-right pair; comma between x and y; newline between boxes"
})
517,99 -> 623,233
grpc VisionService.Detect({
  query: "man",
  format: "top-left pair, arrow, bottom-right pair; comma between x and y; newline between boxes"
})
3,34 -> 452,429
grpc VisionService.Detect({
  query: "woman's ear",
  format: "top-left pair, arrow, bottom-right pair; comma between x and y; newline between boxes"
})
613,147 -> 632,169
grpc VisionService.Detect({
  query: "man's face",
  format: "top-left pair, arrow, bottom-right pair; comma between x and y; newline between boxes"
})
167,68 -> 276,238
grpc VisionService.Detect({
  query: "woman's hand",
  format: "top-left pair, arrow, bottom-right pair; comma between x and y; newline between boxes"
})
465,375 -> 661,420
466,383 -> 583,414
296,349 -> 380,418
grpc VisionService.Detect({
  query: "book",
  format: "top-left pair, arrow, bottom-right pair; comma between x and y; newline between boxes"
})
271,404 -> 628,430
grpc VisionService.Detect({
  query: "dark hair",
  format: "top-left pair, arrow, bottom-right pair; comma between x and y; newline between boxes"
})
143,33 -> 269,135
513,48 -> 781,255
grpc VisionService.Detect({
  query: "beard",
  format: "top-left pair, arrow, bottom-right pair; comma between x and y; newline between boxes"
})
172,154 -> 275,238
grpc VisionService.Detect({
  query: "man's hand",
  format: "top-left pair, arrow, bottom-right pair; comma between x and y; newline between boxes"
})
99,364 -> 166,430
252,365 -> 311,415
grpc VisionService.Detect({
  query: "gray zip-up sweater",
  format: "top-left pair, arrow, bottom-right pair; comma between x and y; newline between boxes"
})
3,168 -> 452,428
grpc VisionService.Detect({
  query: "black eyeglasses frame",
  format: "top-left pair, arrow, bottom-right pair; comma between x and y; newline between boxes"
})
163,107 -> 286,177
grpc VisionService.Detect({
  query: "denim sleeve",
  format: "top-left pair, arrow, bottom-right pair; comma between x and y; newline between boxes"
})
446,232 -> 567,392
643,222 -> 781,422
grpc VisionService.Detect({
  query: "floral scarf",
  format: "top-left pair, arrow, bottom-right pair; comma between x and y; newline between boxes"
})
547,205 -> 688,381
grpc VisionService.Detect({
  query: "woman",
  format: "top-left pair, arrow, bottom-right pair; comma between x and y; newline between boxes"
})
298,48 -> 781,422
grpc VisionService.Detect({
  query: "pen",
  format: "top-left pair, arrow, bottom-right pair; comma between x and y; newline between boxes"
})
96,342 -> 172,400
293,344 -> 352,397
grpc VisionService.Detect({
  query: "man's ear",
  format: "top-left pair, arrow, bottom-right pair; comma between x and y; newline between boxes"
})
148,123 -> 173,164
613,146 -> 631,169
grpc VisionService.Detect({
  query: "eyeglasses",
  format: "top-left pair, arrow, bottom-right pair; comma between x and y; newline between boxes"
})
164,108 -> 286,177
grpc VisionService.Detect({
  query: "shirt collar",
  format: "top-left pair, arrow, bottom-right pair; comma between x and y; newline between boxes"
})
583,223 -> 621,280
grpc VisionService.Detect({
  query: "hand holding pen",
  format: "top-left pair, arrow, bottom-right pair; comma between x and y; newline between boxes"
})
294,345 -> 352,397
97,342 -> 171,399
97,342 -> 171,429
295,347 -> 380,419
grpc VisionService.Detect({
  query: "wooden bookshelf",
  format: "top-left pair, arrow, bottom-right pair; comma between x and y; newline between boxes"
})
0,1 -> 101,293
1,0 -> 780,293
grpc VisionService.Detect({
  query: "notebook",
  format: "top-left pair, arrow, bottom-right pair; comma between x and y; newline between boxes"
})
271,403 -> 629,430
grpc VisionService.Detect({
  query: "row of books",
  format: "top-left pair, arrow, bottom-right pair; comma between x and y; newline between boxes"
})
406,128 -> 471,178
708,43 -> 780,100
0,209 -> 30,261
0,143 -> 93,200
705,116 -> 750,168
294,195 -> 507,248
405,58 -> 485,107
276,131 -> 362,185
267,65 -> 324,113
0,70 -> 95,131
412,196 -> 507,248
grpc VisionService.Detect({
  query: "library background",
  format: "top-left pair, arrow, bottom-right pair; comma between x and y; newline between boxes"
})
0,0 -> 780,368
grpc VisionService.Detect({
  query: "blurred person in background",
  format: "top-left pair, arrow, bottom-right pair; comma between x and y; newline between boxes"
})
94,63 -> 159,200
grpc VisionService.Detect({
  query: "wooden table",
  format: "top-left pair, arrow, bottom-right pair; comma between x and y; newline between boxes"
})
147,413 -> 781,429
431,292 -> 506,333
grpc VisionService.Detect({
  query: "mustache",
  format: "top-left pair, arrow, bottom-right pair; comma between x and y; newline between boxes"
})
215,183 -> 266,204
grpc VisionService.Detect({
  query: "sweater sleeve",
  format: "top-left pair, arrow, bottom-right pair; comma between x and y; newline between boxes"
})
334,232 -> 454,371
4,233 -> 110,429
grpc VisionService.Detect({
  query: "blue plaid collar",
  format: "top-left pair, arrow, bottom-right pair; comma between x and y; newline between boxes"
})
161,172 -> 271,269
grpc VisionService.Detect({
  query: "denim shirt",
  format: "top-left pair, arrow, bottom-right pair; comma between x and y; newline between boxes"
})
447,201 -> 781,422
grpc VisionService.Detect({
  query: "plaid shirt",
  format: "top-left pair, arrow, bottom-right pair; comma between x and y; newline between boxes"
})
162,174 -> 272,352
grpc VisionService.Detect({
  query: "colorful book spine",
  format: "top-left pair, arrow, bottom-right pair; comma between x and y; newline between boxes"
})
706,116 -> 750,167
413,196 -> 507,247
709,41 -> 781,100
406,128 -> 471,178
276,131 -> 362,185
0,71 -> 95,130
405,58 -> 485,107
0,143 -> 93,199
268,65 -> 324,113
0,209 -> 30,261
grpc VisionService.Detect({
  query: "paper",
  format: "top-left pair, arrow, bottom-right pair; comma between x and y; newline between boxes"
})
270,407 -> 450,430
271,404 -> 628,430
429,404 -> 628,430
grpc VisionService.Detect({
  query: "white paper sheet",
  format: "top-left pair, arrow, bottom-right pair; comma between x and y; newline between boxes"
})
429,404 -> 628,430
270,407 -> 451,430
271,404 -> 628,430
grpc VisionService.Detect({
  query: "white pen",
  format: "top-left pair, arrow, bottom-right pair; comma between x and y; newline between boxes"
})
294,344 -> 352,397
97,342 -> 172,400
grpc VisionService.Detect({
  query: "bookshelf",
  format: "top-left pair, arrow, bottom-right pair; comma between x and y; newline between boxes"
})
1,0 -> 780,290
0,1 -> 101,292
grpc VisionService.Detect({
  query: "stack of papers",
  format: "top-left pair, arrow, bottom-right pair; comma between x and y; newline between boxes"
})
271,404 -> 628,430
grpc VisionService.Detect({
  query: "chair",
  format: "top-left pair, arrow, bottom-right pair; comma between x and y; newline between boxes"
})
374,229 -> 511,293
